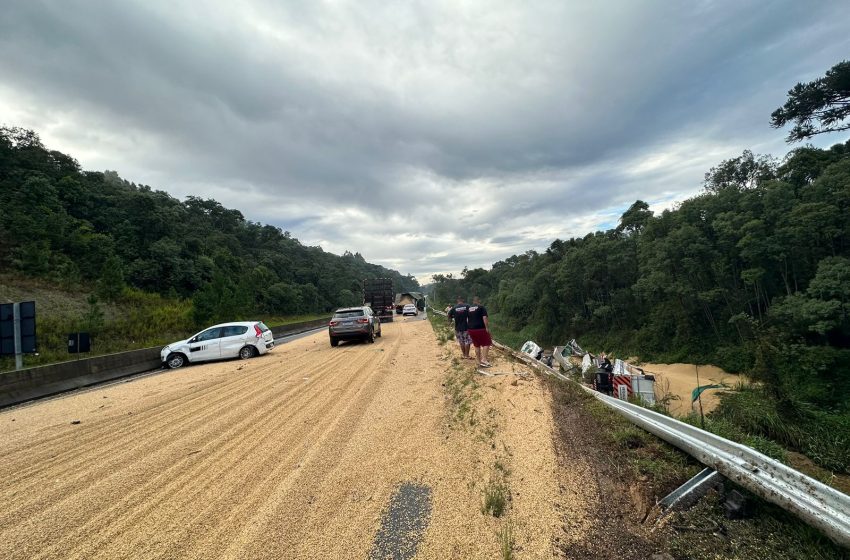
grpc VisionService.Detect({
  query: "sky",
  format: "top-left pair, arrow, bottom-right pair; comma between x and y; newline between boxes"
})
1,1 -> 849,284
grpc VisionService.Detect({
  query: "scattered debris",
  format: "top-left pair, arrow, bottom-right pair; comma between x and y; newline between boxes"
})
722,489 -> 749,519
70,420 -> 81,425
476,369 -> 528,377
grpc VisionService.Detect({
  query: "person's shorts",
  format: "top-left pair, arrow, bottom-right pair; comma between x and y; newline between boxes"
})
455,330 -> 472,345
468,328 -> 492,347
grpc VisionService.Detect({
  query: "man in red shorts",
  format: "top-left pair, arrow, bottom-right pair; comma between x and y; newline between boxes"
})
467,296 -> 492,367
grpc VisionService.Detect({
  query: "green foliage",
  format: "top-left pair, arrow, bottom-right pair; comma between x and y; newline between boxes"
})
771,59 -> 850,142
0,126 -> 418,329
432,136 -> 850,472
481,480 -> 509,517
96,254 -> 125,302
82,294 -> 105,334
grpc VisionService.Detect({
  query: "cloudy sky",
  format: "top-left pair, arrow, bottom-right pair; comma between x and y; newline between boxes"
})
1,1 -> 848,283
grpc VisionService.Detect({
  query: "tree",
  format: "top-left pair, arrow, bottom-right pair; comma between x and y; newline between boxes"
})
771,60 -> 850,142
704,150 -> 777,193
97,254 -> 126,302
82,294 -> 105,334
617,200 -> 653,234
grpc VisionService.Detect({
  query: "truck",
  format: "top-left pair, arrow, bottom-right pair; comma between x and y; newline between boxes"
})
364,278 -> 394,323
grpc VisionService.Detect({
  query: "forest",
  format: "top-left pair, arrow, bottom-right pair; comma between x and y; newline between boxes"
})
0,126 -> 418,321
431,60 -> 850,473
0,126 -> 418,370
432,142 -> 850,472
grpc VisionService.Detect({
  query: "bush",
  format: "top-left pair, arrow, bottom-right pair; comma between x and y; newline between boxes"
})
711,385 -> 802,448
799,412 -> 850,473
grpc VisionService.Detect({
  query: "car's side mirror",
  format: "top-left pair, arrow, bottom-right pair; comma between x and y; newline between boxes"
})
189,337 -> 197,343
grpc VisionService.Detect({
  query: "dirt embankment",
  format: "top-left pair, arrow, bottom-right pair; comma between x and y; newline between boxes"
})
638,362 -> 738,417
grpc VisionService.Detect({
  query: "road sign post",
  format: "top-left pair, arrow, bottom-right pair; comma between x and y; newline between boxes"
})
13,302 -> 22,370
1,301 -> 36,370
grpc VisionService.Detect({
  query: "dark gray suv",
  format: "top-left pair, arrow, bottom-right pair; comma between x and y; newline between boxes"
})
328,306 -> 382,347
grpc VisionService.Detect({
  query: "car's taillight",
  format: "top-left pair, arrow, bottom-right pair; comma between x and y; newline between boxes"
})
254,325 -> 263,338
329,320 -> 339,326
356,318 -> 369,324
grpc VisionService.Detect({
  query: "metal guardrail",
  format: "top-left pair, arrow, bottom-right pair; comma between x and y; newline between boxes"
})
498,340 -> 850,548
430,309 -> 849,547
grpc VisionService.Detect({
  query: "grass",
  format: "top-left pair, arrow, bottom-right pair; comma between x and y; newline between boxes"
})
498,519 -> 515,560
548,375 -> 700,496
427,311 -> 455,345
0,274 -> 331,373
494,459 -> 512,476
546,374 -> 848,559
481,479 -> 509,517
666,490 -> 848,560
710,383 -> 850,473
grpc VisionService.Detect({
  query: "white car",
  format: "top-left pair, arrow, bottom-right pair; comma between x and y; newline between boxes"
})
402,304 -> 418,316
161,321 -> 274,369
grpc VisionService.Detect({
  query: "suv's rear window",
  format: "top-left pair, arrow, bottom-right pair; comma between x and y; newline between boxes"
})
334,310 -> 365,318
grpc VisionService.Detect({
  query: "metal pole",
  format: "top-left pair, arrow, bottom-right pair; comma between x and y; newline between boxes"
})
695,364 -> 705,429
13,302 -> 22,370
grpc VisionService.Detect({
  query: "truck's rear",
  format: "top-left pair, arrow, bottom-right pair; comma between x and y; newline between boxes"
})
363,278 -> 395,322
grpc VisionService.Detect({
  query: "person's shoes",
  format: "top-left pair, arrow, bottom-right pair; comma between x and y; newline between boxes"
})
480,362 -> 492,368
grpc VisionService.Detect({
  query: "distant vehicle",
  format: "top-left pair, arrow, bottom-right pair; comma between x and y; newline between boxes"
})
329,306 -> 382,347
364,278 -> 394,323
402,304 -> 418,316
161,321 -> 274,369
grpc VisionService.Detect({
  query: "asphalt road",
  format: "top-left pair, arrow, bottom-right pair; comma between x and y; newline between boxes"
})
0,312 -> 572,559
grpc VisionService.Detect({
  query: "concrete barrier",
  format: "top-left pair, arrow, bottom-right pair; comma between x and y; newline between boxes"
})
0,347 -> 162,408
270,318 -> 329,338
0,317 -> 331,408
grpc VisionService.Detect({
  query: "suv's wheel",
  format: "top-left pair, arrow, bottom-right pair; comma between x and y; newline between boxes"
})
330,337 -> 339,347
166,353 -> 187,369
239,345 -> 257,360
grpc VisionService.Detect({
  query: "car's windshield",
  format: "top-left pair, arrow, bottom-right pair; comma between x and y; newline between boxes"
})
334,310 -> 364,318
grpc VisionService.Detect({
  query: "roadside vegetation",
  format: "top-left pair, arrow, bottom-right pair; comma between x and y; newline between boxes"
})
428,311 -> 515,557
430,61 -> 850,475
0,126 -> 418,372
546,375 -> 847,559
0,273 -> 326,370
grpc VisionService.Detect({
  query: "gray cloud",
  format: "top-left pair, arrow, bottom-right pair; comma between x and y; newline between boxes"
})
1,1 -> 849,282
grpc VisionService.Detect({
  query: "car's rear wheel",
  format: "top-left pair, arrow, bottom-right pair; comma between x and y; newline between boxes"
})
330,337 -> 339,347
239,345 -> 257,360
166,353 -> 187,369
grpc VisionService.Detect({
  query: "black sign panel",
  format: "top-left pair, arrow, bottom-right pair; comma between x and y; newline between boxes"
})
19,301 -> 36,353
68,332 -> 91,354
0,303 -> 12,356
0,301 -> 37,355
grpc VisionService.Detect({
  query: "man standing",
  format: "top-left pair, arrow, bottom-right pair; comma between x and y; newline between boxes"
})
447,295 -> 472,359
467,296 -> 492,367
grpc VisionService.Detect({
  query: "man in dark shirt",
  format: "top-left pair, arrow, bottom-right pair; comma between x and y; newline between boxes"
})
467,296 -> 493,367
447,296 -> 472,359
